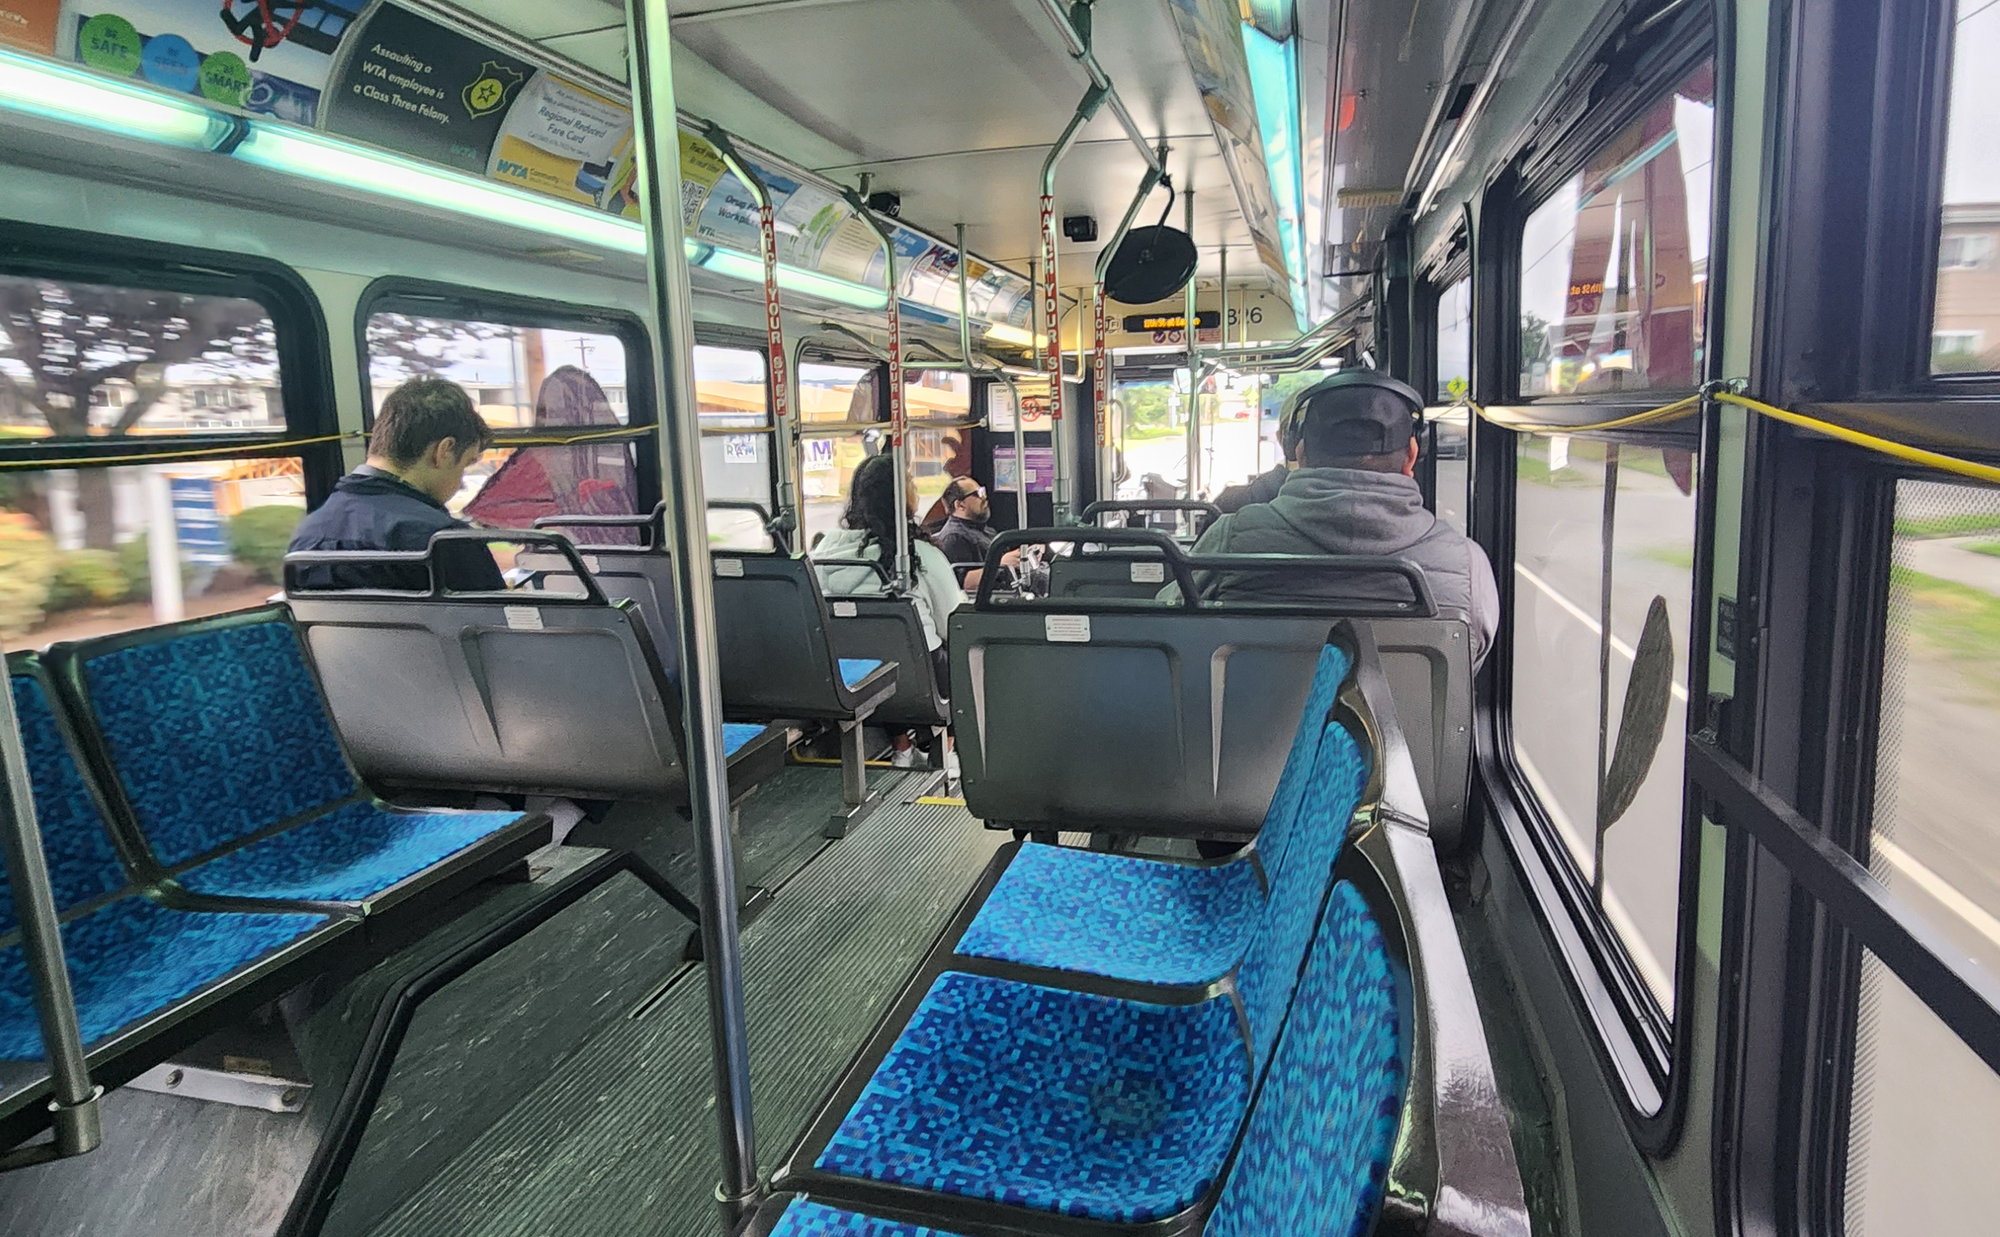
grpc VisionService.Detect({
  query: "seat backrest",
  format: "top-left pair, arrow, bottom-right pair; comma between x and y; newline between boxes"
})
1206,880 -> 1403,1237
285,592 -> 689,802
1047,548 -> 1179,601
2,659 -> 130,930
826,596 -> 945,727
50,612 -> 360,868
1233,717 -> 1371,1071
710,553 -> 858,720
518,546 -> 683,692
949,610 -> 1336,836
950,609 -> 1467,845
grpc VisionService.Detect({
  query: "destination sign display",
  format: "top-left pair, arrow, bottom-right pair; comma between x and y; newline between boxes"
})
1121,311 -> 1221,333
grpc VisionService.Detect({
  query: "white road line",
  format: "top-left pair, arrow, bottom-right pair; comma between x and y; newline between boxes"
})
1515,747 -> 1676,1003
1515,563 -> 1691,704
1875,835 -> 2000,954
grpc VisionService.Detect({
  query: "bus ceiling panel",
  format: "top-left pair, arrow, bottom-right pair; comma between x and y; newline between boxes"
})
1320,0 -> 1481,275
825,140 -> 1264,289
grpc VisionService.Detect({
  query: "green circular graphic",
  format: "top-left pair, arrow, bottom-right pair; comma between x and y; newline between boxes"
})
76,14 -> 141,77
198,51 -> 252,106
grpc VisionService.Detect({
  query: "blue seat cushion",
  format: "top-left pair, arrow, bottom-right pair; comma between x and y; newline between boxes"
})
838,658 -> 885,689
1253,642 -> 1351,882
815,972 -> 1249,1223
79,620 -> 359,865
3,672 -> 128,933
0,896 -> 326,1060
1207,882 -> 1403,1237
1234,721 -> 1369,1070
769,1200 -> 966,1237
723,723 -> 768,759
174,800 -> 524,904
955,845 -> 1264,986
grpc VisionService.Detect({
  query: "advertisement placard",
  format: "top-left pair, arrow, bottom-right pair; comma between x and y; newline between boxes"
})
60,0 -> 361,123
486,69 -> 634,209
319,2 -> 532,173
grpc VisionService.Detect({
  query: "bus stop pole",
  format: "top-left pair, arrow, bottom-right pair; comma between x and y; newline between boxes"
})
624,3 -> 759,1220
704,122 -> 797,551
841,186 -> 910,590
0,644 -> 102,1168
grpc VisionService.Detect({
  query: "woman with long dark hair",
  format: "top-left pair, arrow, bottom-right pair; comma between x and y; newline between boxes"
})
811,452 -> 963,752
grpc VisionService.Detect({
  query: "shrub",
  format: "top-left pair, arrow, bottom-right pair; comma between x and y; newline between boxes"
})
229,504 -> 306,584
46,549 -> 128,611
116,534 -> 195,601
0,514 -> 56,639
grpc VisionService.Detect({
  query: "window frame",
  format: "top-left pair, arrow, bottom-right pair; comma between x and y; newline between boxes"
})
1710,2 -> 2000,1235
1468,4 -> 1721,1152
0,220 -> 340,494
353,277 -> 662,516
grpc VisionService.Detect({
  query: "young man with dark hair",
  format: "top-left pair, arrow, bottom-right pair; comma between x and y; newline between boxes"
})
1178,370 -> 1499,666
288,376 -> 505,592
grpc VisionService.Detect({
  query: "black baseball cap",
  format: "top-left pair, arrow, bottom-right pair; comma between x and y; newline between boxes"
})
1280,370 -> 1424,456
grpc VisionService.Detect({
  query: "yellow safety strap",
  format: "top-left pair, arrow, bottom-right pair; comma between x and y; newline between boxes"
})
0,423 -> 656,470
1461,388 -> 2000,487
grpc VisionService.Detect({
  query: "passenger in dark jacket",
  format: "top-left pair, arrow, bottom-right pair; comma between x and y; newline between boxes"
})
1171,371 -> 1499,667
1211,461 -> 1291,514
288,377 -> 504,593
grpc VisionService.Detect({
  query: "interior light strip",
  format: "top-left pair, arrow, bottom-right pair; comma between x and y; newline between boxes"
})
0,44 -> 950,320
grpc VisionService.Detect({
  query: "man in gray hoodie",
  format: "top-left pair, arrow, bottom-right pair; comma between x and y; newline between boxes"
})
1178,370 -> 1499,667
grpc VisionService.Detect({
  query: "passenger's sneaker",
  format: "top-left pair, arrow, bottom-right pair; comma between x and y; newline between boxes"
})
890,745 -> 921,768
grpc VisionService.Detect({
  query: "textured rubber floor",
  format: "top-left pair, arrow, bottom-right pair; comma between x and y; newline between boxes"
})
362,797 -> 1001,1237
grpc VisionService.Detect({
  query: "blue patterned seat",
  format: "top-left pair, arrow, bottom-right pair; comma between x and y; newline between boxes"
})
838,658 -> 886,689
1,664 -> 332,1062
778,881 -> 1402,1237
815,972 -> 1250,1222
723,723 -> 768,758
953,642 -> 1353,988
807,718 -> 1372,1224
57,615 -> 532,914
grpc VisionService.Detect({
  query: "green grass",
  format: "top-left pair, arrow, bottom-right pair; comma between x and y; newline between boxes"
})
1968,540 -> 2000,559
1893,566 -> 2000,700
1641,544 -> 1696,571
1124,423 -> 1183,442
1514,450 -> 1599,488
1894,512 -> 2000,539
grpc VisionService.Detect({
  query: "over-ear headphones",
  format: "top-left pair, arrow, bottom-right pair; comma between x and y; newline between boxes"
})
1277,370 -> 1425,452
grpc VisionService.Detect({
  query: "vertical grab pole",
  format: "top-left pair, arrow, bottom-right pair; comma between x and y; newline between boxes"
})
1183,186 -> 1200,504
1040,81 -> 1107,526
842,185 -> 909,590
0,646 -> 101,1166
1211,243 -> 1226,496
704,124 -> 795,549
1094,151 -> 1168,516
624,4 -> 757,1222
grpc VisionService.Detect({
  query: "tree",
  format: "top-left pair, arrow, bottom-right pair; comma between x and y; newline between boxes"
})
0,277 -> 275,547
1520,310 -> 1554,376
366,313 -> 516,383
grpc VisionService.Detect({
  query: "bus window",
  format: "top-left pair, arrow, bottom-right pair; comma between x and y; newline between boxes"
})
1932,0 -> 1999,374
1433,275 -> 1473,532
696,345 -> 774,550
0,275 -> 284,439
799,362 -> 879,550
1851,479 -> 2000,1231
1517,63 -> 1715,397
906,370 -> 971,523
1510,433 -> 1697,1012
365,313 -> 638,541
0,458 -> 307,648
0,270 -> 316,646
